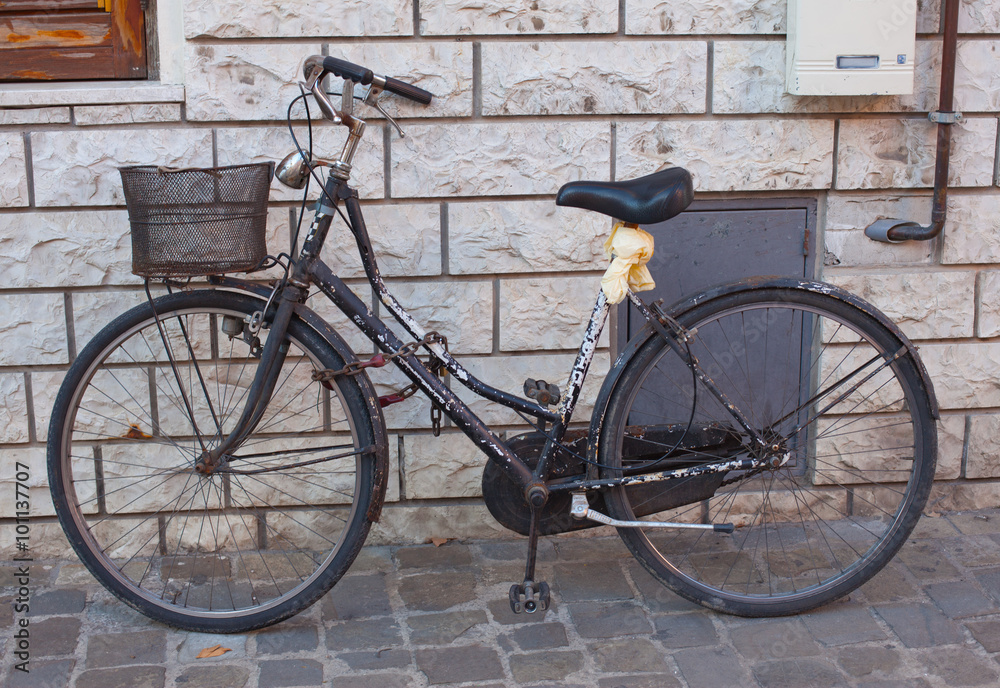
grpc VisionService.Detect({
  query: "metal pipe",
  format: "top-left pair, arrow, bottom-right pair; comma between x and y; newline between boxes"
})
864,0 -> 961,243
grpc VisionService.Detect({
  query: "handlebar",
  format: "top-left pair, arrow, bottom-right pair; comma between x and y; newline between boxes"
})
303,55 -> 433,105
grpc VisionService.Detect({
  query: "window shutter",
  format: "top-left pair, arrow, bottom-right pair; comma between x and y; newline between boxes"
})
1,0 -> 147,81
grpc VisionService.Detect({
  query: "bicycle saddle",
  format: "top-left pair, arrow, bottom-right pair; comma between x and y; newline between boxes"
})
555,167 -> 693,226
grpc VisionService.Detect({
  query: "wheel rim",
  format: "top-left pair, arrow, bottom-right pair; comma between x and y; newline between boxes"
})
57,301 -> 365,620
612,298 -> 930,607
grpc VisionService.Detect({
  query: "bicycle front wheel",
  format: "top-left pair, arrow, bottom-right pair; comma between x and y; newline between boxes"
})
48,289 -> 381,632
600,285 -> 936,616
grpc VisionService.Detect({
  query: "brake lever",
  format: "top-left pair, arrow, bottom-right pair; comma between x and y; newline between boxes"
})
363,84 -> 404,138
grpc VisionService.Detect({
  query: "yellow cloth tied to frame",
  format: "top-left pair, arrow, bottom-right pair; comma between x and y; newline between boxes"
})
601,222 -> 655,305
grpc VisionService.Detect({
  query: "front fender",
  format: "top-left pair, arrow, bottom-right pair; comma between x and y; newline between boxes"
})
208,276 -> 390,522
585,277 -> 940,466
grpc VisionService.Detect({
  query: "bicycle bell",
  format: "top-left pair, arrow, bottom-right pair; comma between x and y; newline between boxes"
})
276,149 -> 311,189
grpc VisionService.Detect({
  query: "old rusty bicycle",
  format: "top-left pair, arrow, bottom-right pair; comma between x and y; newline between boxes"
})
47,56 -> 938,632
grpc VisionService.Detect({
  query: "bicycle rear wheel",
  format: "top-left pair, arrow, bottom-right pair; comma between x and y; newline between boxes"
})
48,289 -> 382,632
600,285 -> 936,616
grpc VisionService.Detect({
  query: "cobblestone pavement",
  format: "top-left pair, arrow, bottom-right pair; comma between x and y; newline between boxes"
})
7,510 -> 1000,687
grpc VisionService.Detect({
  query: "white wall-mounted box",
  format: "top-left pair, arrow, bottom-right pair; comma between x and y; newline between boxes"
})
786,0 -> 917,96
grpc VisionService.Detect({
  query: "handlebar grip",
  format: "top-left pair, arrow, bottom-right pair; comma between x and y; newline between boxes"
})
383,76 -> 433,105
321,56 -> 373,85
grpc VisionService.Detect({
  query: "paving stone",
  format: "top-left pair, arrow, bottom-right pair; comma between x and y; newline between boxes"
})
567,602 -> 653,638
653,612 -> 719,649
26,588 -> 85,616
910,515 -> 962,539
898,540 -> 962,581
350,546 -> 393,571
30,616 -> 80,656
415,645 -> 504,684
487,597 -> 551,625
339,648 -> 410,671
395,543 -> 473,569
54,563 -> 99,587
836,645 -> 903,677
946,510 -> 1000,535
85,593 -> 152,627
255,625 -> 318,654
329,675 -> 412,688
855,680 -> 932,688
859,563 -> 920,604
478,539 -> 555,561
975,568 -> 1000,603
406,610 -> 486,645
510,622 -> 568,650
176,632 -> 247,663
322,573 -> 393,620
258,659 -> 324,687
752,658 -> 848,688
6,658 -> 74,688
801,606 -> 887,646
76,665 -> 165,688
553,560 -> 633,602
175,665 -> 249,688
965,618 -> 1000,652
0,565 -> 53,589
729,619 -> 820,660
326,618 -> 402,650
589,637 -> 669,673
397,571 -> 476,611
925,580 -> 998,618
510,650 -> 584,682
597,675 -> 682,688
674,646 -> 749,688
919,645 -> 1000,685
627,562 -> 702,613
552,535 -> 629,561
86,630 -> 166,668
940,535 -> 1000,568
875,603 -> 964,648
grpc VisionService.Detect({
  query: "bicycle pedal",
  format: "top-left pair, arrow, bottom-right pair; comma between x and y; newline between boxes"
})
508,580 -> 551,614
523,378 -> 561,406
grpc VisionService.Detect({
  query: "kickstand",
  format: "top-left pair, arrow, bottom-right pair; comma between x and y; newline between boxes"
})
509,505 -> 551,614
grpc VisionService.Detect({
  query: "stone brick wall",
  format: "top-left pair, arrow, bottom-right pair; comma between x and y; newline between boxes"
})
2,0 -> 1000,554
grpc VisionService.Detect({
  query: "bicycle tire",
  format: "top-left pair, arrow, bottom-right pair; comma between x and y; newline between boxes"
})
600,285 -> 936,616
47,289 -> 381,632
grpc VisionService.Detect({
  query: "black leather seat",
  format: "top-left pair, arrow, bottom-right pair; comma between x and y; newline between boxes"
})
555,167 -> 693,225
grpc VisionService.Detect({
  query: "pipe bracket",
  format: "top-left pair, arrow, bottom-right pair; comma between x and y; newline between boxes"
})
928,111 -> 963,124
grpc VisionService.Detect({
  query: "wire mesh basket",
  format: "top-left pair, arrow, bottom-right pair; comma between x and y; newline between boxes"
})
119,163 -> 274,278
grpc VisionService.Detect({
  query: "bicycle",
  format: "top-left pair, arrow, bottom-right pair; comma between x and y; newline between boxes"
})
46,55 -> 939,633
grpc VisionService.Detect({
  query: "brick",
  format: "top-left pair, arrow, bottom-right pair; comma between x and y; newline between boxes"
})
0,133 -> 28,207
76,666 -> 165,688
924,580 -> 997,618
552,560 -> 632,601
74,104 -> 181,126
370,502 -> 508,544
918,646 -> 1000,685
6,659 -> 75,688
626,0 -> 784,34
448,201 -> 607,275
959,0 -> 1000,32
827,271 -> 974,339
397,571 -> 476,611
216,126 -> 383,202
567,601 -> 653,638
322,573 -> 393,621
257,659 -> 324,687
714,40 -> 938,115
86,630 -> 166,668
0,211 -> 135,288
509,650 -> 584,682
383,280 -> 493,354
391,122 -> 610,198
174,665 -> 249,688
823,194 -> 935,268
801,606 -> 887,646
482,41 -> 706,116
836,118 -> 997,190
420,0 -> 617,34
415,645 -> 504,684
590,637 -> 669,672
617,120 -> 834,191
954,41 -> 1000,111
875,603 -> 964,648
500,276 -> 609,352
0,375 -> 29,443
396,542 -> 472,569
920,343 -> 1000,410
673,646 -> 749,687
256,625 -> 318,654
322,203 -> 441,278
751,659 -> 848,688
31,129 -> 213,207
185,0 -> 412,37
0,107 -> 70,124
0,293 -> 67,366
407,611 -> 487,645
403,432 -> 483,499
979,271 -> 1000,336
941,192 -> 1000,264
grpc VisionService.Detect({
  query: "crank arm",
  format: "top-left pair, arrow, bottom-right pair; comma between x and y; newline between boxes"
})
570,494 -> 735,533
